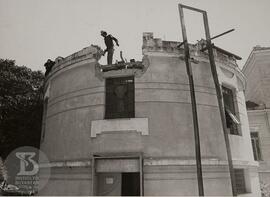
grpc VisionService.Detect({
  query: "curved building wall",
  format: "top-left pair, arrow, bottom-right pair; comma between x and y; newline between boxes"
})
40,35 -> 260,196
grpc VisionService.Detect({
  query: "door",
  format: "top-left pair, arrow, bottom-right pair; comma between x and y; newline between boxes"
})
92,155 -> 143,196
121,172 -> 140,196
96,172 -> 140,196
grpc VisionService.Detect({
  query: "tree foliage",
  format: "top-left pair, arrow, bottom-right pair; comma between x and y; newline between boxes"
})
0,59 -> 44,159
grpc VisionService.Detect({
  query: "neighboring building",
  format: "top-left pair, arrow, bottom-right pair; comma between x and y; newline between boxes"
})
243,46 -> 270,190
39,33 -> 260,196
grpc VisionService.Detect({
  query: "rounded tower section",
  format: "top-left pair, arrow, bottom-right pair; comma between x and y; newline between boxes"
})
40,34 -> 260,196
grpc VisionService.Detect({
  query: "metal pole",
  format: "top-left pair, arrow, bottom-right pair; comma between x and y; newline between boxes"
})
201,29 -> 235,52
178,4 -> 204,196
202,12 -> 237,197
210,29 -> 235,41
139,154 -> 144,196
91,157 -> 96,196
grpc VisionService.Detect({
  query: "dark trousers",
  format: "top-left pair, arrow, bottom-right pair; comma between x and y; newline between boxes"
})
107,48 -> 114,65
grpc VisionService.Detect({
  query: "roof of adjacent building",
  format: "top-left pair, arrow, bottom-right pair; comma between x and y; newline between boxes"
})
242,45 -> 270,72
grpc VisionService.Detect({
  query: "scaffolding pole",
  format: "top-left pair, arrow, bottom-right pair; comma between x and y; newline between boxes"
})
202,11 -> 237,197
178,5 -> 204,196
178,4 -> 237,196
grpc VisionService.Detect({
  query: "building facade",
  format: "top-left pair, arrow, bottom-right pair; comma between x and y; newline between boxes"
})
39,33 -> 260,196
243,46 -> 270,194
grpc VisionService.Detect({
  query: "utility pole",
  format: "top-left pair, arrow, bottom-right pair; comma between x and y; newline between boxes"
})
178,4 -> 237,197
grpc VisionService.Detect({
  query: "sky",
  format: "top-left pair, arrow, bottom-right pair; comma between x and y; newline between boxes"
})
0,0 -> 270,72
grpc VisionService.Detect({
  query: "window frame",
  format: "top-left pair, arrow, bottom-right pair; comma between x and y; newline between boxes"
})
222,85 -> 240,135
234,168 -> 248,195
250,132 -> 263,161
105,76 -> 135,119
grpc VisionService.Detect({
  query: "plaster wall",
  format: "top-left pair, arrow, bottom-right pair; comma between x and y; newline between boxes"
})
42,53 -> 228,161
243,48 -> 270,107
39,166 -> 92,195
40,36 -> 260,196
248,110 -> 270,185
243,47 -> 270,191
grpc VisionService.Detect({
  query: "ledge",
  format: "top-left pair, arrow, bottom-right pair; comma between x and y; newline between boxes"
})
142,32 -> 238,66
95,55 -> 150,80
90,118 -> 149,137
44,45 -> 103,84
39,158 -> 258,168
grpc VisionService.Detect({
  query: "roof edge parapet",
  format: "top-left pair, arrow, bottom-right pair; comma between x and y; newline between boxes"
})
44,45 -> 103,83
52,45 -> 103,70
142,32 -> 240,66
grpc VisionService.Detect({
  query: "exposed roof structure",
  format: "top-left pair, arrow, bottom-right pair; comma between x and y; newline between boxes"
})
212,45 -> 242,60
198,39 -> 242,60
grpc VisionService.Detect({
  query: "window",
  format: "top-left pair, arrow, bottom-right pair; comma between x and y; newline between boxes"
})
222,86 -> 240,135
251,132 -> 262,161
234,169 -> 247,195
105,76 -> 135,119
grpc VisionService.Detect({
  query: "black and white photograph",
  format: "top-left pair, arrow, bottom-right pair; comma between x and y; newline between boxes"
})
0,0 -> 270,196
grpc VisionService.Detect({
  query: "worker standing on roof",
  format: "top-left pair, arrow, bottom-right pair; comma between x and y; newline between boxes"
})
100,30 -> 119,65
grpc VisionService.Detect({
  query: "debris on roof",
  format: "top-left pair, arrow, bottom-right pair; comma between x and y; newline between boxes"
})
99,60 -> 144,72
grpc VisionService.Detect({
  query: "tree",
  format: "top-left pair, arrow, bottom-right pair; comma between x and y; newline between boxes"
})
0,59 -> 44,159
261,181 -> 270,197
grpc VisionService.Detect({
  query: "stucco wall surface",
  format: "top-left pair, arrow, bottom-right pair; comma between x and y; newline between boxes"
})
40,35 -> 260,196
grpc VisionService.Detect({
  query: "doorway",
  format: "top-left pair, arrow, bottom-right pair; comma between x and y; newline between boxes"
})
92,154 -> 143,196
121,172 -> 140,196
96,172 -> 140,196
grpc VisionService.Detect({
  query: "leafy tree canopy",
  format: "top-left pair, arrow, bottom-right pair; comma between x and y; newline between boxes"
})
0,59 -> 44,159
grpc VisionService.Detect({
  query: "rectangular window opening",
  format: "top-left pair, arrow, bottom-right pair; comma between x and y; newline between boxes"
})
105,76 -> 135,119
250,132 -> 262,161
234,168 -> 247,195
222,86 -> 240,135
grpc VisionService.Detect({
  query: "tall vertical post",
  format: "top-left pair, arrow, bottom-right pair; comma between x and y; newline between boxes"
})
178,5 -> 204,196
91,157 -> 96,196
139,154 -> 144,196
202,12 -> 237,197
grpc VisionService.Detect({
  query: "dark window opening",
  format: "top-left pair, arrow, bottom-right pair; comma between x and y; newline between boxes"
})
251,132 -> 262,161
105,76 -> 135,119
121,172 -> 140,196
234,169 -> 247,195
222,86 -> 240,135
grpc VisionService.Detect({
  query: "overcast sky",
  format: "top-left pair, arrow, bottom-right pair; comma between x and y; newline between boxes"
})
0,0 -> 270,71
